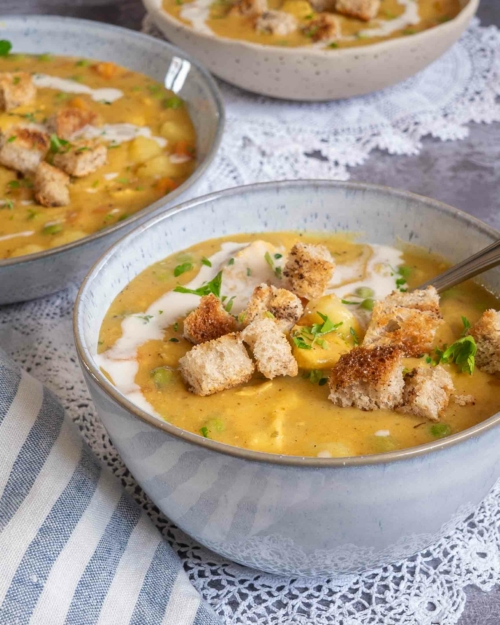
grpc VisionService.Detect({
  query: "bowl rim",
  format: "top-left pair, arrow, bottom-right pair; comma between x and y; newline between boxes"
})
143,0 -> 478,57
0,14 -> 225,268
74,179 -> 500,469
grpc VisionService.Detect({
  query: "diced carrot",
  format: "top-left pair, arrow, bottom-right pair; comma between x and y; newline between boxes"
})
93,62 -> 119,79
174,140 -> 194,158
155,177 -> 178,194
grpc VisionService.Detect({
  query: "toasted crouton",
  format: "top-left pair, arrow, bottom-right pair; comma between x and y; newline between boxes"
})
255,10 -> 298,35
53,141 -> 107,177
243,283 -> 303,331
242,318 -> 298,379
453,394 -> 476,407
398,366 -> 454,421
308,0 -> 336,11
183,294 -> 237,344
0,127 -> 50,175
283,243 -> 335,300
47,107 -> 98,140
229,0 -> 267,15
179,333 -> 254,396
328,345 -> 404,411
363,288 -> 442,357
468,309 -> 500,374
335,0 -> 380,21
0,72 -> 36,111
34,162 -> 70,207
302,13 -> 340,41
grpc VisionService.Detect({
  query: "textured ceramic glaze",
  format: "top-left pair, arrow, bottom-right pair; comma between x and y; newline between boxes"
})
75,181 -> 500,576
0,16 -> 224,305
143,0 -> 478,101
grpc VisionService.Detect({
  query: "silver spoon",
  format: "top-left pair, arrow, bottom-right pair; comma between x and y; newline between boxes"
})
416,239 -> 500,293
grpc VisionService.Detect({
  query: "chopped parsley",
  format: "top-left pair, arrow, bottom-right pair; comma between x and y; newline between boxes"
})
49,134 -> 71,154
246,267 -> 252,277
163,95 -> 183,109
169,337 -> 179,342
224,296 -> 236,313
461,316 -> 471,336
174,270 -> 222,298
200,426 -> 210,438
136,314 -> 154,324
305,369 -> 329,385
7,180 -> 20,188
201,257 -> 212,267
292,312 -> 343,350
0,40 -> 12,56
174,262 -> 193,277
7,136 -> 17,143
436,335 -> 477,375
350,327 -> 359,345
173,322 -> 179,332
228,257 -> 235,265
274,253 -> 283,259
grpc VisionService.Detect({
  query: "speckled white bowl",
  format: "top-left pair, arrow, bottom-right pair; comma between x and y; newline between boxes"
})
143,0 -> 478,101
75,180 -> 500,577
0,16 -> 224,305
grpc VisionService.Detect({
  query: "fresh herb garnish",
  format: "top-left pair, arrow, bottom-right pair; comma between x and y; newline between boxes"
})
7,180 -> 20,189
224,296 -> 236,313
430,423 -> 452,439
27,208 -> 39,220
200,426 -> 210,438
201,257 -> 212,267
49,134 -> 70,154
174,262 -> 193,277
7,135 -> 17,143
292,313 -> 343,350
264,251 -> 283,279
246,267 -> 252,277
341,299 -> 359,305
274,253 -> 283,259
163,95 -> 183,109
292,335 -> 312,350
136,314 -> 154,324
228,257 -> 235,265
306,369 -> 329,385
174,270 -> 222,298
13,76 -> 20,85
461,316 -> 471,336
173,322 -> 179,332
0,40 -> 12,56
169,337 -> 179,342
436,335 -> 477,375
328,42 -> 339,48
350,327 -> 359,345
1,200 -> 14,210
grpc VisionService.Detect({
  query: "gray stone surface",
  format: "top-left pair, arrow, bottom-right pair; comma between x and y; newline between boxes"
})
3,0 -> 500,621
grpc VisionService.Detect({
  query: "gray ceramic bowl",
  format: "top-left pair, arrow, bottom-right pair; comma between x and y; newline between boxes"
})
144,0 -> 478,101
75,181 -> 500,577
0,16 -> 224,305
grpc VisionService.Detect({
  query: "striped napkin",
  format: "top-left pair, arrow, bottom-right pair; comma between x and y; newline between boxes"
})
0,349 -> 221,625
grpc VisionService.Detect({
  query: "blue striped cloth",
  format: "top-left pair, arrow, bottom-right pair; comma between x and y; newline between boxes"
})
0,349 -> 222,625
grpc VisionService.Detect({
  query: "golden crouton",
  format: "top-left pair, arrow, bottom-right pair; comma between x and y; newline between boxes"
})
308,0 -> 336,11
242,318 -> 298,379
178,333 -> 254,396
283,242 -> 335,300
34,162 -> 70,207
335,0 -> 380,21
53,141 -> 107,177
453,394 -> 476,407
230,0 -> 267,16
302,13 -> 340,41
183,294 -> 237,344
398,366 -> 454,422
243,283 -> 303,331
328,345 -> 404,411
255,10 -> 298,35
363,288 -> 442,357
468,309 -> 500,374
47,107 -> 98,140
0,72 -> 36,111
0,127 -> 50,174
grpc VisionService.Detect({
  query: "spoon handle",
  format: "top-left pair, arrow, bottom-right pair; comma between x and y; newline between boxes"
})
416,239 -> 500,294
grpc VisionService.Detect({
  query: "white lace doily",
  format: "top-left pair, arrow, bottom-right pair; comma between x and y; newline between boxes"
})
1,16 -> 500,625
143,15 -> 500,187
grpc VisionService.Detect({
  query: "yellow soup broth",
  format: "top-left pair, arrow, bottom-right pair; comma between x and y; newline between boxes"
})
98,232 -> 500,458
0,54 -> 197,258
163,0 -> 462,49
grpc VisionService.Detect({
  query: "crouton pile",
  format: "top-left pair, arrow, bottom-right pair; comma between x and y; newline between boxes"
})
229,0 -> 380,42
468,310 -> 500,374
0,72 -> 107,208
178,242 -> 335,396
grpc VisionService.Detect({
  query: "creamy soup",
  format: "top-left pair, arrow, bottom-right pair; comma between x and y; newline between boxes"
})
0,48 -> 196,259
97,233 -> 500,458
162,0 -> 462,49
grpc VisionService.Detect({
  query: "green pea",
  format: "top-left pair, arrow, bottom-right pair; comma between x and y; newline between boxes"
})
42,223 -> 63,235
151,367 -> 174,389
163,96 -> 183,110
355,286 -> 375,298
430,423 -> 452,439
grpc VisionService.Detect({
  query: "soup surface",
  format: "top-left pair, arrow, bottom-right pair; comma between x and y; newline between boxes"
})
97,232 -> 500,458
162,0 -> 462,49
0,50 -> 196,259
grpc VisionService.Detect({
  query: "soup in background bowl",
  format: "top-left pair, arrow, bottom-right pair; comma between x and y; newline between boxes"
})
0,16 -> 224,305
75,181 -> 500,576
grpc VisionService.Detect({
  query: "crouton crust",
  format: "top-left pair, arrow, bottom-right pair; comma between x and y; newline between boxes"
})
53,140 -> 107,177
0,72 -> 36,111
335,0 -> 380,21
34,162 -> 70,207
453,394 -> 476,407
243,283 -> 303,331
381,287 -> 441,315
468,309 -> 500,374
178,333 -> 255,396
229,0 -> 267,15
398,366 -> 454,422
255,10 -> 298,35
283,242 -> 335,300
242,317 -> 298,379
183,294 -> 237,344
47,107 -> 98,140
308,0 -> 336,11
0,127 -> 50,174
328,345 -> 404,411
302,13 -> 340,42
